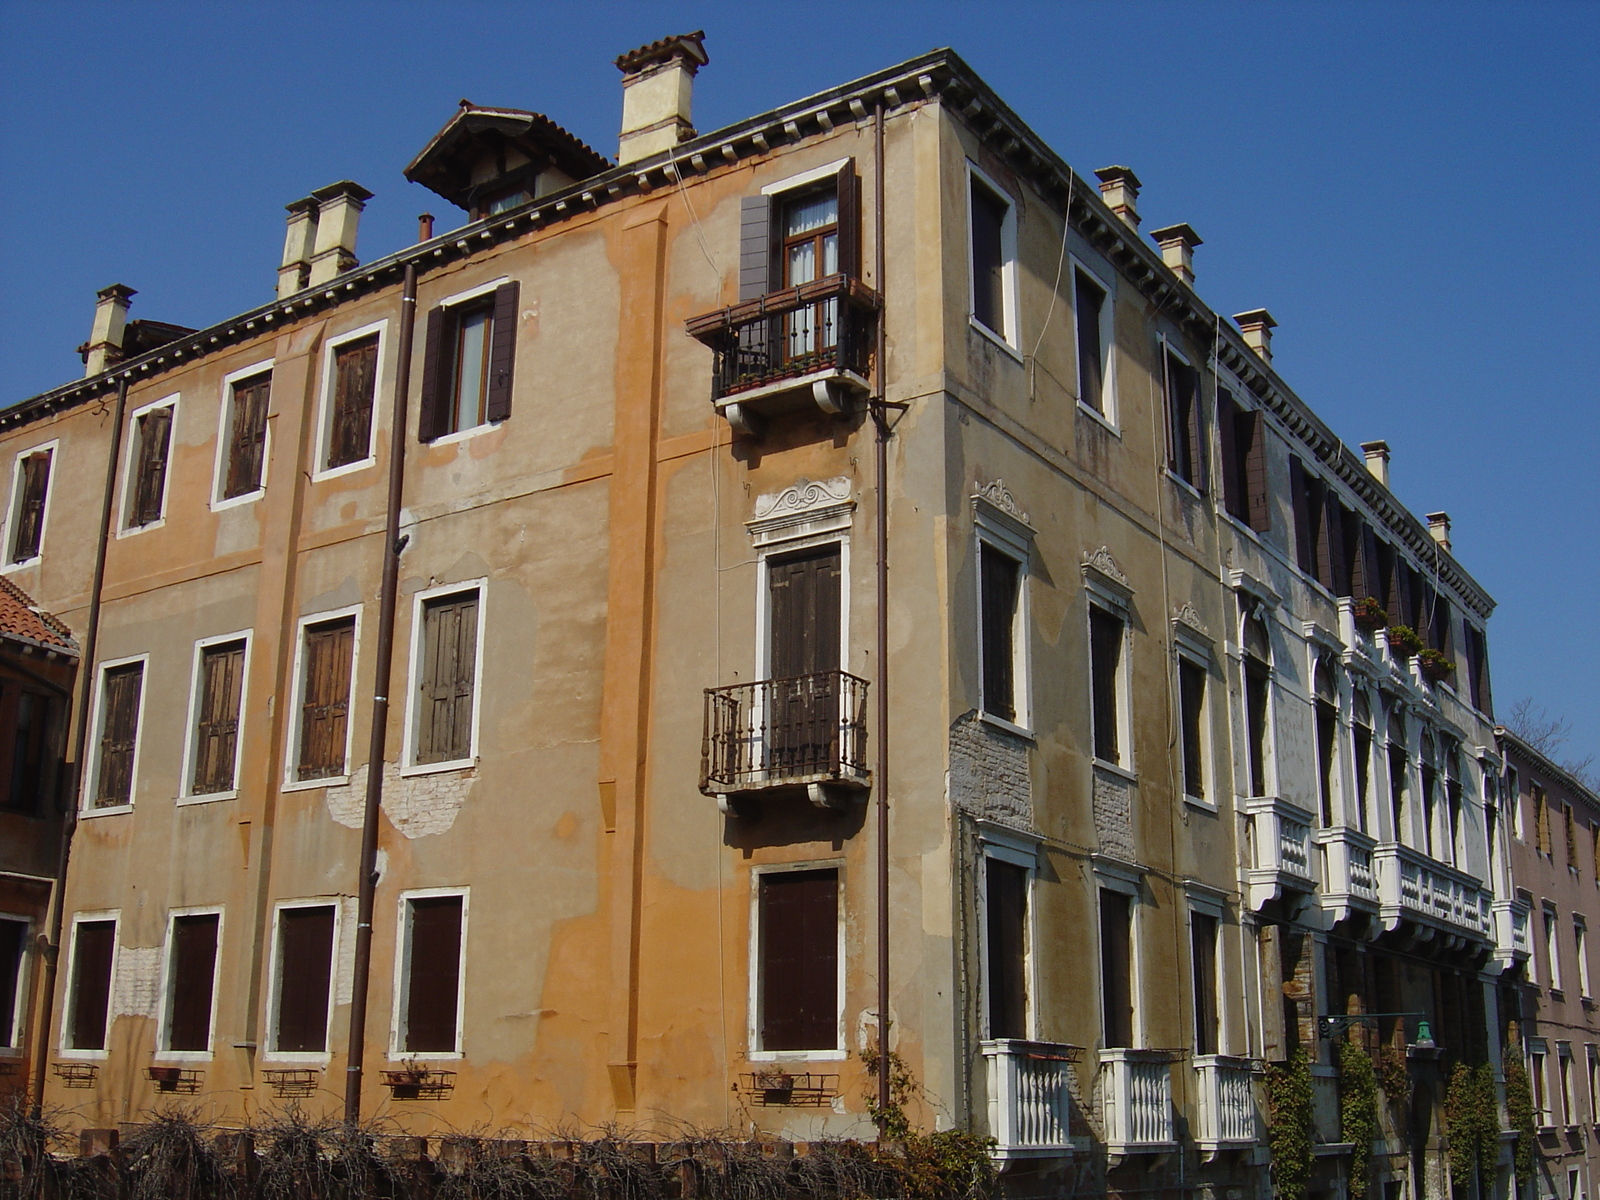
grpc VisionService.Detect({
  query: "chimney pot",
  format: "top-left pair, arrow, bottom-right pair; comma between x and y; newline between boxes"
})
306,180 -> 373,288
278,196 -> 319,299
1093,165 -> 1142,229
1360,440 -> 1391,488
615,32 -> 708,166
1234,309 -> 1278,364
1426,512 -> 1452,552
418,213 -> 435,242
1150,223 -> 1203,285
83,284 -> 136,377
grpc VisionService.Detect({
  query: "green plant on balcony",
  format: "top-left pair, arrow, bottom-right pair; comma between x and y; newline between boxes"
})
1386,625 -> 1424,658
1445,1062 -> 1501,1198
1351,596 -> 1389,632
1265,1050 -> 1314,1200
1338,1040 -> 1378,1200
1418,648 -> 1456,683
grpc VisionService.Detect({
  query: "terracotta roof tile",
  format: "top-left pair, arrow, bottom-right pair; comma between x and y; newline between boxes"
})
0,576 -> 76,655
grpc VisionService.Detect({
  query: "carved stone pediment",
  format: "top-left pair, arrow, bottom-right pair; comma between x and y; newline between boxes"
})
748,477 -> 855,545
1173,602 -> 1210,637
973,478 -> 1030,526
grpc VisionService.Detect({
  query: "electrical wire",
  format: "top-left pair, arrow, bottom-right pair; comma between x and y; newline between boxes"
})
1027,175 -> 1073,401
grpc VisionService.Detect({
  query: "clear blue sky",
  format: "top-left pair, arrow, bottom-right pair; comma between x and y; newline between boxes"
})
2,1 -> 1595,767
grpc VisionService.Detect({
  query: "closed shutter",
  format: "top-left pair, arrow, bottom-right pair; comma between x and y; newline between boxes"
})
767,547 -> 841,681
1185,364 -> 1205,492
417,305 -> 449,443
0,918 -> 26,1047
132,407 -> 172,527
1289,457 -> 1312,573
224,374 -> 271,499
95,663 -> 143,807
298,619 -> 354,780
484,281 -> 519,424
980,544 -> 1020,723
1216,392 -> 1240,517
1331,502 -> 1355,596
1244,411 -> 1270,532
68,920 -> 116,1050
404,895 -> 463,1053
759,869 -> 838,1051
166,913 -> 219,1052
192,641 -> 245,794
329,336 -> 379,468
11,450 -> 50,562
834,160 -> 860,280
739,196 -> 773,300
1318,496 -> 1340,591
1099,889 -> 1133,1048
274,905 -> 335,1053
418,593 -> 478,764
985,859 -> 1028,1039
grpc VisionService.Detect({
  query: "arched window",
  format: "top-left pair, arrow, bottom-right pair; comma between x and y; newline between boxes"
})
1314,656 -> 1340,827
1442,738 -> 1462,866
1242,606 -> 1272,798
1420,732 -> 1439,857
1352,689 -> 1373,834
1386,704 -> 1408,842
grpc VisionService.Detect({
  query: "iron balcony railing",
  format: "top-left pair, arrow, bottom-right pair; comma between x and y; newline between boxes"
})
700,670 -> 870,796
685,274 -> 882,402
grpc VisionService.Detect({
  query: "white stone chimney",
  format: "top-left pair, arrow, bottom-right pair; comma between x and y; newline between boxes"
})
1151,223 -> 1202,285
1234,309 -> 1278,363
1426,512 -> 1452,552
82,284 -> 135,377
306,181 -> 373,288
615,32 -> 708,166
278,196 -> 319,299
1361,440 -> 1391,488
1093,166 -> 1142,229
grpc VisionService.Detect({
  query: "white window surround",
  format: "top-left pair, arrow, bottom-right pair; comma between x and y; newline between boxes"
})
399,578 -> 487,777
1082,576 -> 1134,777
389,886 -> 469,1061
974,483 -> 1034,737
177,629 -> 253,805
0,912 -> 31,1052
311,319 -> 389,481
262,897 -> 342,1063
1069,256 -> 1119,430
965,160 -> 1021,359
759,156 -> 851,196
420,277 -> 513,446
1092,856 -> 1145,1048
1173,635 -> 1215,811
1,439 -> 59,571
747,480 -> 854,680
281,605 -> 364,792
977,822 -> 1039,1042
746,859 -> 847,1062
79,653 -> 150,817
59,910 -> 118,1060
1578,917 -> 1593,1000
1186,899 -> 1228,1054
116,393 -> 179,538
1158,334 -> 1206,496
210,359 -> 275,512
1548,905 -> 1565,994
154,905 -> 224,1062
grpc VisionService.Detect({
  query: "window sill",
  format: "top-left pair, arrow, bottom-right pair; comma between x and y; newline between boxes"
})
78,804 -> 133,819
261,1051 -> 332,1066
117,518 -> 166,539
56,1049 -> 109,1062
1551,989 -> 1566,1002
747,1049 -> 848,1063
1,556 -> 42,574
400,758 -> 476,779
311,456 -> 377,484
176,791 -> 237,807
425,419 -> 505,449
0,1047 -> 23,1059
978,711 -> 1035,741
1162,468 -> 1205,501
1075,401 -> 1120,438
1092,758 -> 1138,785
968,316 -> 1023,363
1217,508 -> 1268,547
153,1051 -> 214,1064
1184,794 -> 1218,814
211,488 -> 264,514
388,1051 -> 463,1063
281,774 -> 350,794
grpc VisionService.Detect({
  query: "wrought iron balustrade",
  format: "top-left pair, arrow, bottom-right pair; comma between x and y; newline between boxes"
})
701,670 -> 869,797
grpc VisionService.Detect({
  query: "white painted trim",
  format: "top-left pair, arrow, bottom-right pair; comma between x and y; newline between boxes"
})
262,897 -> 342,1063
1069,257 -> 1119,429
965,161 -> 1020,351
0,912 -> 32,1050
976,846 -> 1036,1040
746,860 -> 847,1060
312,319 -> 389,481
400,579 -> 487,775
1093,874 -> 1145,1048
1,439 -> 59,571
1185,902 -> 1229,1055
1174,647 -> 1214,809
210,360 -> 275,511
58,910 -> 118,1059
282,605 -> 363,789
389,886 -> 469,1060
437,276 -> 511,310
81,653 -> 149,813
1087,600 -> 1134,776
117,393 -> 179,537
154,905 -> 224,1061
975,527 -> 1031,734
177,629 -> 253,803
753,539 -> 850,683
760,157 -> 851,196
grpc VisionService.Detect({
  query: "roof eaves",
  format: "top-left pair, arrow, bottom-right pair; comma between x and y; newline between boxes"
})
1499,728 -> 1600,814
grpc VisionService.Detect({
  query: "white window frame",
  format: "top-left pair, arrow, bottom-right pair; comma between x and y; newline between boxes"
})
282,605 -> 363,792
1548,904 -> 1565,994
1069,257 -> 1119,431
79,652 -> 150,817
0,912 -> 32,1053
1529,1040 -> 1551,1126
262,897 -> 342,1063
1586,1043 -> 1598,1126
1508,767 -> 1523,840
2,439 -> 59,570
389,886 -> 469,1061
1093,857 -> 1145,1048
427,277 -> 511,447
976,822 -> 1039,1042
177,629 -> 253,804
154,905 -> 224,1062
759,156 -> 851,197
1173,626 -> 1216,810
753,537 -> 851,683
59,910 -> 118,1060
400,578 -> 487,776
1560,1042 -> 1577,1127
1085,583 -> 1134,778
1186,888 -> 1228,1056
746,859 -> 846,1062
210,359 -> 275,511
312,319 -> 388,481
1578,916 -> 1593,1000
1237,594 -> 1278,802
965,161 -> 1021,358
974,496 -> 1033,736
117,393 -> 179,537
1159,335 -> 1206,499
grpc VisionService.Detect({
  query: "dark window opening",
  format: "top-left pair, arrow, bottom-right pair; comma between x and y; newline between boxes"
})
328,335 -> 379,469
1244,660 -> 1270,799
94,662 -> 143,808
165,912 -> 219,1052
970,179 -> 1008,337
191,640 -> 245,795
1100,888 -> 1134,1048
0,918 -> 26,1047
0,686 -> 53,814
128,406 -> 172,528
758,869 -> 838,1052
1389,741 -> 1409,842
403,894 -> 464,1053
417,592 -> 478,765
418,282 -> 519,441
1353,719 -> 1373,834
273,905 -> 335,1054
1164,350 -> 1203,489
9,449 -> 51,563
1191,912 -> 1219,1056
980,544 -> 1021,723
985,858 -> 1028,1039
222,372 -> 271,500
1179,658 -> 1206,800
1316,701 -> 1339,826
67,919 -> 115,1051
1074,271 -> 1106,413
298,618 -> 355,781
1090,607 -> 1124,764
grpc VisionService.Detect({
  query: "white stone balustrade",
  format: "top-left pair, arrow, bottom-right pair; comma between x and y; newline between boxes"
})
1373,843 -> 1492,939
1317,826 -> 1380,922
1243,796 -> 1317,910
1191,1056 -> 1259,1150
1098,1049 -> 1176,1152
979,1040 -> 1084,1159
1492,896 -> 1532,968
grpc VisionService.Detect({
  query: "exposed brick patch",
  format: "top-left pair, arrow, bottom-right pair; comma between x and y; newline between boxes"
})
1092,767 -> 1134,860
949,711 -> 1031,828
324,763 -> 474,839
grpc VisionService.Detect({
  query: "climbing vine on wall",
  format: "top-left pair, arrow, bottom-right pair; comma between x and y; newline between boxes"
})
1338,1040 -> 1378,1200
1265,1051 -> 1314,1200
1376,1043 -> 1411,1109
1445,1062 -> 1501,1197
1503,1046 -> 1538,1188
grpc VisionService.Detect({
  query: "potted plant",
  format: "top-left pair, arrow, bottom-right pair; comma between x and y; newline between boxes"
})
1351,596 -> 1388,631
1418,648 -> 1455,684
1386,624 -> 1423,658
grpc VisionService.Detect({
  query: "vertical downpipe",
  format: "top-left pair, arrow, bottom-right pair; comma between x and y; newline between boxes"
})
30,373 -> 129,1115
872,98 -> 892,1128
344,262 -> 418,1124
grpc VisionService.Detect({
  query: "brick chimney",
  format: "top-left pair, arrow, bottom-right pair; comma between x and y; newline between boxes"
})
81,284 -> 135,377
1426,512 -> 1452,552
306,181 -> 373,288
1234,309 -> 1278,363
1151,223 -> 1202,285
1093,166 -> 1141,229
278,196 -> 319,299
1361,440 -> 1391,488
615,32 -> 708,165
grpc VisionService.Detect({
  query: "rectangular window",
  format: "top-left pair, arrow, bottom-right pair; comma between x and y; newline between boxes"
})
327,334 -> 379,470
414,590 -> 480,766
1579,919 -> 1592,999
1245,658 -> 1271,799
221,371 -> 271,500
1547,907 -> 1564,993
1074,269 -> 1108,415
985,858 -> 1028,1039
1587,1045 -> 1598,1125
399,893 -> 466,1054
1190,911 -> 1219,1056
127,403 -> 173,529
0,685 -> 54,815
8,447 -> 52,564
1090,607 -> 1124,765
418,283 -> 519,441
1218,394 -> 1268,530
65,918 -> 115,1051
1178,657 -> 1206,801
1163,348 -> 1203,489
1571,1167 -> 1584,1200
0,917 -> 27,1048
1353,720 -> 1373,833
297,617 -> 355,781
1532,1048 -> 1550,1124
969,176 -> 1011,341
1537,785 -> 1551,855
163,912 -> 220,1053
756,869 -> 839,1052
272,905 -> 336,1054
189,639 -> 246,796
1316,699 -> 1339,827
1571,805 -> 1581,871
1562,1047 -> 1576,1125
1099,888 -> 1134,1048
92,661 -> 143,808
980,543 -> 1021,724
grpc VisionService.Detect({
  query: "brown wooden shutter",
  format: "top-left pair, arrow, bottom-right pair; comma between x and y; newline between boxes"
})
329,336 -> 378,468
417,305 -> 449,443
419,594 -> 479,764
1244,411 -> 1270,532
767,547 -> 841,681
1289,457 -> 1312,572
11,450 -> 50,562
1186,363 -> 1205,492
980,545 -> 1020,723
224,374 -> 271,498
739,196 -> 772,301
985,859 -> 1028,1039
299,619 -> 354,780
132,407 -> 172,526
192,641 -> 245,794
834,160 -> 860,280
95,663 -> 143,806
1074,272 -> 1106,413
274,905 -> 335,1053
404,895 -> 463,1053
1216,392 -> 1240,517
1099,889 -> 1133,1048
1317,493 -> 1340,591
166,913 -> 219,1051
484,281 -> 519,424
759,869 -> 838,1051
68,919 -> 115,1050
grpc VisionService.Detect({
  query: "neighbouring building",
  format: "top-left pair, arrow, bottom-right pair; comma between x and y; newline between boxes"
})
0,34 -> 1522,1200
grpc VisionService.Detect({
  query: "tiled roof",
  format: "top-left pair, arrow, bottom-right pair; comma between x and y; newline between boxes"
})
0,576 -> 76,655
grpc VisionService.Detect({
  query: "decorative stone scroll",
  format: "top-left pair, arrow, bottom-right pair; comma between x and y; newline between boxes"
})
747,477 -> 855,546
1081,546 -> 1129,588
973,479 -> 1030,527
1172,602 -> 1210,638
